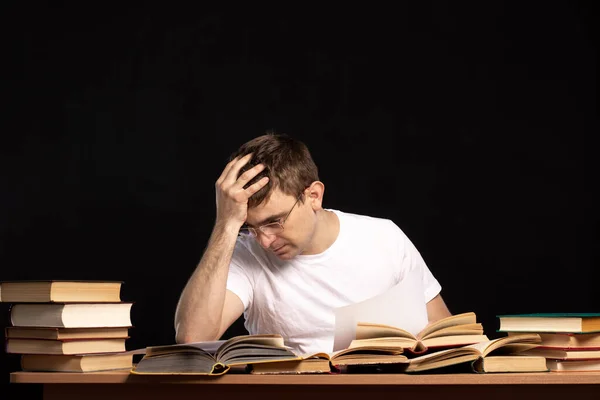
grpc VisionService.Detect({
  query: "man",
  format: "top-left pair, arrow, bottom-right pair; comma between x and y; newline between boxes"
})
174,132 -> 451,354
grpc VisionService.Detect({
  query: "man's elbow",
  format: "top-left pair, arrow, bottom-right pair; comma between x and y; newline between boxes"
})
426,293 -> 452,323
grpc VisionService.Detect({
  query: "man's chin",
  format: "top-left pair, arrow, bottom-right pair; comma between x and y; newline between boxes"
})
272,247 -> 297,260
274,252 -> 293,260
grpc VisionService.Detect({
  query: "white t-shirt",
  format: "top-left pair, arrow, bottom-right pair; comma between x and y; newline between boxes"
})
226,209 -> 442,355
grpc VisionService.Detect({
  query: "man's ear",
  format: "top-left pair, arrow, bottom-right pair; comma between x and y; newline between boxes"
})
306,181 -> 325,211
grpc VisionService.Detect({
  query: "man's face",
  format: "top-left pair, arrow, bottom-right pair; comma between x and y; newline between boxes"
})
245,188 -> 316,260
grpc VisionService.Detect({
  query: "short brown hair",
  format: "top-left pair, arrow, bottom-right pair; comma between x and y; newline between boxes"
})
229,132 -> 319,208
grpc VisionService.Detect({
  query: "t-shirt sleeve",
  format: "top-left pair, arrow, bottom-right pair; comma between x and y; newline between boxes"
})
392,222 -> 442,303
225,242 -> 255,310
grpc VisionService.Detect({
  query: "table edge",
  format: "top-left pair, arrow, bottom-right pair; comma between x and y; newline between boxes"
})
10,371 -> 600,385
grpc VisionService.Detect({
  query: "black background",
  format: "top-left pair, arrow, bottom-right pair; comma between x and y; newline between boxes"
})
1,2 -> 598,396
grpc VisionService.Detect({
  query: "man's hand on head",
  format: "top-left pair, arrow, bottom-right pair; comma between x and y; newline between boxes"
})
215,153 -> 269,230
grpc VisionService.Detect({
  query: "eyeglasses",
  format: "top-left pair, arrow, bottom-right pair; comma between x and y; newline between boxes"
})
239,193 -> 303,238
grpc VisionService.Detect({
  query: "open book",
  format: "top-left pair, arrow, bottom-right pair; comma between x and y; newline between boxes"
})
403,333 -> 542,372
130,334 -> 300,375
353,312 -> 488,354
252,312 -> 486,374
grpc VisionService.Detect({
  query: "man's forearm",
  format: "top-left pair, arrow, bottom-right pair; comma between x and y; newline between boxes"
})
174,223 -> 239,343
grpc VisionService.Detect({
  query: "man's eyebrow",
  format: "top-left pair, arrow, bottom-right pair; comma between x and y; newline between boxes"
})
249,212 -> 288,228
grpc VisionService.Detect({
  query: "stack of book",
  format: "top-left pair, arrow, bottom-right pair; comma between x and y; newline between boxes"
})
1,280 -> 135,372
498,313 -> 600,372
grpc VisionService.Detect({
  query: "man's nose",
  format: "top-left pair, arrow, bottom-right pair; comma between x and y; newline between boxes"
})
257,231 -> 277,249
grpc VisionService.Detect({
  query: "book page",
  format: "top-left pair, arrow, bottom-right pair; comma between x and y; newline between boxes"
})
145,341 -> 223,357
355,323 -> 415,340
463,333 -> 541,357
217,334 -> 285,358
332,269 -> 428,351
418,312 -> 477,339
421,323 -> 482,339
189,340 -> 225,354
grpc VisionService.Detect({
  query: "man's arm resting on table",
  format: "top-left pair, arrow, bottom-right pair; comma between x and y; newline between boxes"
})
175,289 -> 244,343
174,153 -> 268,343
172,221 -> 245,343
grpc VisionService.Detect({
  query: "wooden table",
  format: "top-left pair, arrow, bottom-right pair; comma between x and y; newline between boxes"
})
11,370 -> 600,400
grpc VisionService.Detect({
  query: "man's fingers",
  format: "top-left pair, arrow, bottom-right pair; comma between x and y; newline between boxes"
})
216,156 -> 241,185
234,163 -> 266,189
244,176 -> 270,197
223,153 -> 254,184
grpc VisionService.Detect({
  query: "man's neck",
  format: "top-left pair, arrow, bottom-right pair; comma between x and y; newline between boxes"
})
303,209 -> 340,255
